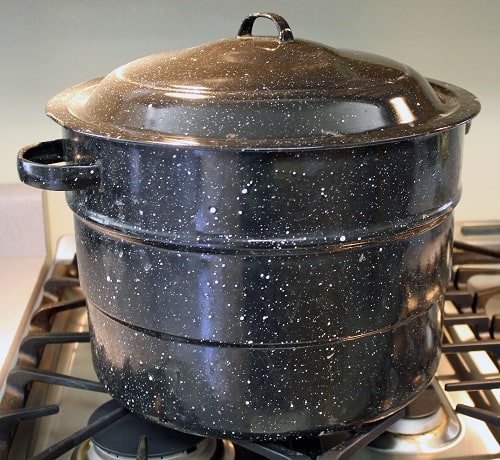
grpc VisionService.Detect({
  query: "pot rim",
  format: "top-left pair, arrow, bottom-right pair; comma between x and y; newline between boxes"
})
47,77 -> 479,151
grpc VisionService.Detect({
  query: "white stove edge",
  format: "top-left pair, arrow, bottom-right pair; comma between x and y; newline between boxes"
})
0,184 -> 48,397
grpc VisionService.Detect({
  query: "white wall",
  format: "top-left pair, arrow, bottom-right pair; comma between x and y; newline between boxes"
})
1,0 -> 499,253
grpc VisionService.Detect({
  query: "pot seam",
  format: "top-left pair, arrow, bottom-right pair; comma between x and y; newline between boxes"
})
89,298 -> 442,350
74,202 -> 456,255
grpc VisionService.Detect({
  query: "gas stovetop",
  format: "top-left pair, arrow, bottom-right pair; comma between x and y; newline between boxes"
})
1,222 -> 499,459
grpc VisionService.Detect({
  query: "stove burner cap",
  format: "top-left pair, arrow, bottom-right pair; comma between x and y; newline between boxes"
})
404,385 -> 442,419
88,399 -> 204,457
369,383 -> 462,454
387,386 -> 444,436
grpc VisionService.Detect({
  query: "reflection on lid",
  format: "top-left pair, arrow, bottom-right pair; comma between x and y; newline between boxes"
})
389,96 -> 417,124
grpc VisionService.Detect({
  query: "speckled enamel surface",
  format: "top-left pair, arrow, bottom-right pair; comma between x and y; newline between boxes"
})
45,15 -> 479,150
88,299 -> 441,440
66,125 -> 462,439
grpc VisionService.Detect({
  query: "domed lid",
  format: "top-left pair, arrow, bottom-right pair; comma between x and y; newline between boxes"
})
46,12 -> 480,149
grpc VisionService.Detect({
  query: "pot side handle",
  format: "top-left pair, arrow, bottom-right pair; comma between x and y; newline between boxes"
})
17,139 -> 100,191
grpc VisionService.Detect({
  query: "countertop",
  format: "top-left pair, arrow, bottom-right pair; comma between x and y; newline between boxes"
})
0,184 -> 47,393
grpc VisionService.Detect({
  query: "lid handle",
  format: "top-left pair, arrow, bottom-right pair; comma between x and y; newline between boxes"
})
237,13 -> 294,43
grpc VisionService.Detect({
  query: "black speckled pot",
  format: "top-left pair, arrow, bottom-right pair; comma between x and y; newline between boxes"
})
17,12 -> 479,440
26,125 -> 456,439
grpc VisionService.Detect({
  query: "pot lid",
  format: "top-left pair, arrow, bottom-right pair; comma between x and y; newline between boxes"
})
46,12 -> 480,149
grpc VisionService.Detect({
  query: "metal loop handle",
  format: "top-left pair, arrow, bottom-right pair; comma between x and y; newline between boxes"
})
17,139 -> 100,191
237,12 -> 294,43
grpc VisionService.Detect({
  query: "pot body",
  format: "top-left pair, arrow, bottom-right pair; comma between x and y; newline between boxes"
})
81,220 -> 446,440
52,125 -> 464,439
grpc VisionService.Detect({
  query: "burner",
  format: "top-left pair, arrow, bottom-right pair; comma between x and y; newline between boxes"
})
387,385 -> 444,435
367,383 -> 463,454
71,400 -> 235,460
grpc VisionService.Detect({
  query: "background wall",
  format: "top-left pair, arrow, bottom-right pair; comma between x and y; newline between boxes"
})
1,0 -> 499,254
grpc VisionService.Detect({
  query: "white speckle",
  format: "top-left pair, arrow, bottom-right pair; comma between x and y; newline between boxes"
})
241,188 -> 248,194
106,275 -> 111,282
340,235 -> 346,242
209,206 -> 216,214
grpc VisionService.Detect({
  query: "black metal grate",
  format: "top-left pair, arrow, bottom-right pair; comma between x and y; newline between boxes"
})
442,240 -> 500,439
